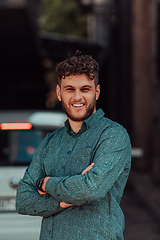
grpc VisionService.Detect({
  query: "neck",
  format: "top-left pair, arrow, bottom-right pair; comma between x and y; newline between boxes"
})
68,108 -> 97,133
68,119 -> 83,133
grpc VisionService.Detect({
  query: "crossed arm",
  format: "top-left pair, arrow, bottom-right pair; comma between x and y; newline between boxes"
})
16,127 -> 131,217
37,163 -> 95,208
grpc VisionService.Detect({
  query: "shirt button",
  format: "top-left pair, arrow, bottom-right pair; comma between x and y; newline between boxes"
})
105,162 -> 108,165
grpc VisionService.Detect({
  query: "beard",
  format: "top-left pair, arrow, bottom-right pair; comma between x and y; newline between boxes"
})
61,98 -> 96,122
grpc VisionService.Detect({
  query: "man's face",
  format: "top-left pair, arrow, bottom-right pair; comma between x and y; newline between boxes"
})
56,74 -> 100,123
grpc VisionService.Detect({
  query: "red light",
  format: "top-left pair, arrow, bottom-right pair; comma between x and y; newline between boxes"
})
0,123 -> 32,130
27,146 -> 35,154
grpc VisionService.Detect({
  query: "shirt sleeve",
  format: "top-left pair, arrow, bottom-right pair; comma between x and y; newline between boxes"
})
16,134 -> 64,218
45,125 -> 131,205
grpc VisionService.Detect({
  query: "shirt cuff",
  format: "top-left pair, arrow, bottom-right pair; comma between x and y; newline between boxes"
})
45,176 -> 64,201
45,176 -> 89,206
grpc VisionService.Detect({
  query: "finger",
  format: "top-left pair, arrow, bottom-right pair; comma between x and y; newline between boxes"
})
37,189 -> 47,195
81,166 -> 90,175
60,202 -> 73,208
81,163 -> 95,175
85,164 -> 94,172
85,163 -> 95,172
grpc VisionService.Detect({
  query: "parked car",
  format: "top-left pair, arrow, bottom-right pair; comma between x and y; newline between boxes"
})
0,110 -> 66,240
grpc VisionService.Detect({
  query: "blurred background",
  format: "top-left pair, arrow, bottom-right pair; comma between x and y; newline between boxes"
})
0,0 -> 160,239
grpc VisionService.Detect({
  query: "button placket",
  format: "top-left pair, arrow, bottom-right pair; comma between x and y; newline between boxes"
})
66,137 -> 77,155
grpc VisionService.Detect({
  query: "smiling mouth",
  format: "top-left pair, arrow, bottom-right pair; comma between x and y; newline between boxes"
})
72,103 -> 85,108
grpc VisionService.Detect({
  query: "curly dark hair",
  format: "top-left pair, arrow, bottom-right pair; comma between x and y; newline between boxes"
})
56,50 -> 99,87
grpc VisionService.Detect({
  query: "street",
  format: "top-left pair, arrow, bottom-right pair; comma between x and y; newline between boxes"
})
121,182 -> 160,240
0,213 -> 41,240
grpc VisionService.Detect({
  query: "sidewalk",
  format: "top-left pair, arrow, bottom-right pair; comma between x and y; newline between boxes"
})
128,170 -> 160,219
121,172 -> 160,240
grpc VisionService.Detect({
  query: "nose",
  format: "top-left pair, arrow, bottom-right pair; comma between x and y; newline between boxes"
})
73,90 -> 82,101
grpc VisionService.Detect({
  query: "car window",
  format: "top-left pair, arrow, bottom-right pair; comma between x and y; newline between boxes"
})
0,129 -> 48,166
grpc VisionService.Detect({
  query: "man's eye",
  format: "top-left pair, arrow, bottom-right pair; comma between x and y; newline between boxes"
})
82,88 -> 90,91
66,88 -> 74,91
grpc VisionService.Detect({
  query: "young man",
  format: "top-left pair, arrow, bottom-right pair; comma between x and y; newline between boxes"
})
16,51 -> 131,240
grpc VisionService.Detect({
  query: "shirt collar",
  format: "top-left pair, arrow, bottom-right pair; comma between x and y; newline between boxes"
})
65,108 -> 105,136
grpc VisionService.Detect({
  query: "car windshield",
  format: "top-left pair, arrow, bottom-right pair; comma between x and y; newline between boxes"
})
0,111 -> 66,166
0,129 -> 49,166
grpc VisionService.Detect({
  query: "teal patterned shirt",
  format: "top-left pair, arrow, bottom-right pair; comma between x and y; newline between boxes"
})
16,109 -> 131,240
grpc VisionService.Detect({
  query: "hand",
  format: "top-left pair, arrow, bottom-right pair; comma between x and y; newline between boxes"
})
60,163 -> 95,208
37,189 -> 47,195
42,177 -> 50,191
59,202 -> 73,208
81,162 -> 95,175
37,177 -> 50,195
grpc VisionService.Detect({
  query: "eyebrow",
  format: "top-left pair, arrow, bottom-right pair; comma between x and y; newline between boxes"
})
64,85 -> 93,89
64,85 -> 74,89
81,85 -> 93,89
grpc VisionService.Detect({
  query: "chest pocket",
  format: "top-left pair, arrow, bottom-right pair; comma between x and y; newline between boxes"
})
43,147 -> 93,177
66,147 -> 94,176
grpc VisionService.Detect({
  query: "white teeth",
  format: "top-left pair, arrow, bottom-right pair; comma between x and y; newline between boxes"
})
72,104 -> 83,107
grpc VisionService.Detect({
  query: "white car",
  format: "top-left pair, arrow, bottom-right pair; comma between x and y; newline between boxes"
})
0,110 -> 66,240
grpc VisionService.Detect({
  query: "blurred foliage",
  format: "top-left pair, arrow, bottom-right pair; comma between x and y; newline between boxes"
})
39,0 -> 88,38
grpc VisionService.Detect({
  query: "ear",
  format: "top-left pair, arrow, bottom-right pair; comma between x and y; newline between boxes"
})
96,84 -> 100,101
56,84 -> 61,101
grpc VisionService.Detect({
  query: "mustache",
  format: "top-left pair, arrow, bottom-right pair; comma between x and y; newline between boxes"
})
70,101 -> 86,104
